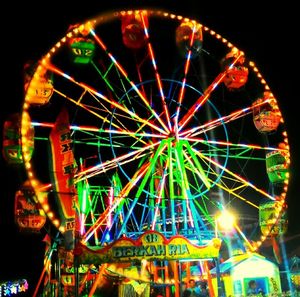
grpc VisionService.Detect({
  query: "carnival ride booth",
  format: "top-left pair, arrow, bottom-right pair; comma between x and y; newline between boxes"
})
74,231 -> 222,297
209,253 -> 282,296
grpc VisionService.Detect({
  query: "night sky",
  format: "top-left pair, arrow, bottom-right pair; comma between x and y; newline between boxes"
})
0,1 -> 298,296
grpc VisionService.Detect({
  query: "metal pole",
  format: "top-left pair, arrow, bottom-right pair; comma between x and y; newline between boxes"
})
74,255 -> 79,297
57,257 -> 62,297
214,216 -> 224,297
215,257 -> 224,297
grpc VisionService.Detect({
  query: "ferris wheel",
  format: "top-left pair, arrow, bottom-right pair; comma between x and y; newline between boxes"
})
20,8 -> 290,265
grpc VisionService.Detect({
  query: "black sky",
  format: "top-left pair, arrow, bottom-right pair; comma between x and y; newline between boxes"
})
1,1 -> 298,295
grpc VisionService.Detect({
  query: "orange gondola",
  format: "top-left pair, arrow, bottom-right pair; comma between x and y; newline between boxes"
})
25,67 -> 54,105
176,20 -> 202,58
14,180 -> 46,232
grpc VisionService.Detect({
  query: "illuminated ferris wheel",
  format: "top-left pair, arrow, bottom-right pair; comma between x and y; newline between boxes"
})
20,8 -> 290,267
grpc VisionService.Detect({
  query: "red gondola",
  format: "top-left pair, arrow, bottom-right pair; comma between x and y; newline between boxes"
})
14,180 -> 46,232
222,49 -> 248,90
253,92 -> 281,133
121,13 -> 148,49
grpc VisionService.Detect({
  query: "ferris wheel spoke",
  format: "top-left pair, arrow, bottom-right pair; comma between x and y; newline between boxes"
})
180,104 -> 253,138
182,97 -> 277,139
151,162 -> 169,230
115,198 -> 140,238
193,147 -> 275,202
31,121 -> 154,150
82,165 -> 149,243
90,29 -> 170,134
190,199 -> 213,234
50,65 -> 168,136
187,137 -> 278,157
140,12 -> 172,131
181,142 -> 212,189
90,60 -> 125,95
97,162 -> 154,241
174,22 -> 199,126
75,141 -> 158,182
234,223 -> 255,251
135,141 -> 168,198
178,50 -> 244,131
91,57 -> 151,123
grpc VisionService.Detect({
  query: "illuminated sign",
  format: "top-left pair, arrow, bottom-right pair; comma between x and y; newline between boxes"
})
77,231 -> 222,264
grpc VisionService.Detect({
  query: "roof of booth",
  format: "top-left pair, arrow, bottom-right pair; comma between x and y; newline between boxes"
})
210,253 -> 276,275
